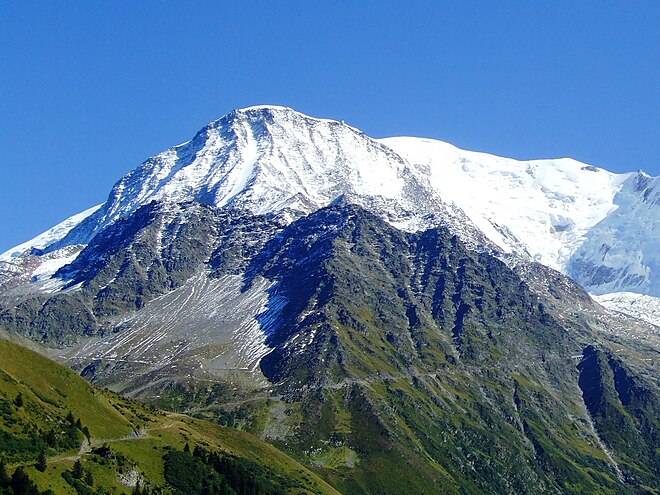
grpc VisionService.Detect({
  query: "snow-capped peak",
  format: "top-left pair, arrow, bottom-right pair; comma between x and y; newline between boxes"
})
47,106 -> 455,251
380,136 -> 658,298
4,106 -> 659,302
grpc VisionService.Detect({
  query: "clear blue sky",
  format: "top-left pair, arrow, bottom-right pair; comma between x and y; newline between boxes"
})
1,1 -> 658,252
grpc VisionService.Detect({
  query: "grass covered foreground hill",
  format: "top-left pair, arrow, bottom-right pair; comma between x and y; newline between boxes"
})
0,338 -> 340,495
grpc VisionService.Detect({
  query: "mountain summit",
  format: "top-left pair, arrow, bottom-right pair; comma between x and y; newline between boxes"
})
48,106 -> 459,250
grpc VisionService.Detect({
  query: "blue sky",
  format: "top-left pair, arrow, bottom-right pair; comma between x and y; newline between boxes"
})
1,1 -> 658,252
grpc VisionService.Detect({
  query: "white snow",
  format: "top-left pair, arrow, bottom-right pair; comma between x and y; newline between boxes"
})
240,105 -> 361,130
241,104 -> 292,112
380,137 -> 632,271
593,292 -> 660,327
567,173 -> 660,295
1,204 -> 101,260
52,105 -> 439,248
31,249 -> 81,280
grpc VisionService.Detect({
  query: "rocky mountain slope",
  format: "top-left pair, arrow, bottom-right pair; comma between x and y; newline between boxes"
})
382,136 -> 660,296
0,106 -> 658,494
1,201 -> 658,493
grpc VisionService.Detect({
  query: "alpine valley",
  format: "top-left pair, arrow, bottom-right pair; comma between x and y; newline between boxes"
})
0,106 -> 658,494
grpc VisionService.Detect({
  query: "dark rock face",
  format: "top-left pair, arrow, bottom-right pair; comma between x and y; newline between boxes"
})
0,202 -> 278,340
578,345 -> 604,417
250,203 -> 570,383
221,203 -> 656,493
578,345 -> 659,487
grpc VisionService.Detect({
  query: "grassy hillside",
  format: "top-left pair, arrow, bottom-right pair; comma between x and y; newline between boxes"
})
0,338 -> 341,495
0,337 -> 136,444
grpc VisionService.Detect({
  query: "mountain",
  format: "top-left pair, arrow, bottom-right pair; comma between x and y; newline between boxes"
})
593,292 -> 660,327
2,106 -> 658,302
568,172 -> 660,295
0,106 -> 658,494
1,201 -> 658,493
43,106 -> 473,247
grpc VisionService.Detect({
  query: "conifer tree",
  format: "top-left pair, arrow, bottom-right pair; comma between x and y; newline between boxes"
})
84,468 -> 94,487
193,445 -> 204,459
10,466 -> 36,495
45,428 -> 57,447
37,450 -> 48,472
0,460 -> 9,488
72,459 -> 84,479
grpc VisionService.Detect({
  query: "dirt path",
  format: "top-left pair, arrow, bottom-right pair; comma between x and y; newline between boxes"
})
49,419 -> 169,464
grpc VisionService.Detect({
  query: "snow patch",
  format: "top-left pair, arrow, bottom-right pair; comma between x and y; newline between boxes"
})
593,292 -> 660,327
1,204 -> 101,260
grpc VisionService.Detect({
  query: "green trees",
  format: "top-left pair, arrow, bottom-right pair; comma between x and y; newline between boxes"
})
62,460 -> 96,495
44,430 -> 56,448
84,469 -> 93,487
0,465 -> 56,495
163,449 -> 224,494
131,482 -> 154,495
37,412 -> 89,454
10,467 -> 38,495
163,445 -> 282,495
